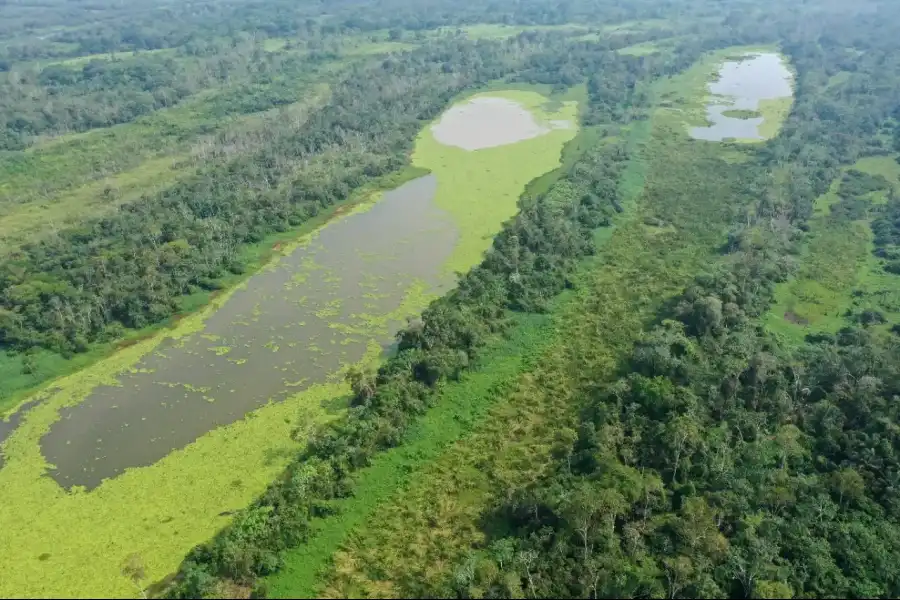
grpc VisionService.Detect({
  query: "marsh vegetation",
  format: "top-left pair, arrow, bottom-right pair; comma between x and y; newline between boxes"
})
3,1 -> 900,599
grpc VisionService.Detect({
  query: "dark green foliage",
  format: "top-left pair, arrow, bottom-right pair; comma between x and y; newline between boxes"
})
871,198 -> 900,273
450,7 -> 900,598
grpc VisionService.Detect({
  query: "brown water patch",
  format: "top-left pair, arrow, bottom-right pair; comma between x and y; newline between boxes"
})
430,96 -> 570,151
41,175 -> 458,489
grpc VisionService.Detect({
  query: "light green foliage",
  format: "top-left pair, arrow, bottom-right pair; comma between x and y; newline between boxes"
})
722,108 -> 762,119
617,41 -> 661,56
442,23 -> 590,40
413,89 -> 578,275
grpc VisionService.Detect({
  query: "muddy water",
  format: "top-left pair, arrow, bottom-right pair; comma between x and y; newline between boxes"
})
0,397 -> 44,469
690,52 -> 793,141
431,96 -> 570,150
41,175 -> 457,489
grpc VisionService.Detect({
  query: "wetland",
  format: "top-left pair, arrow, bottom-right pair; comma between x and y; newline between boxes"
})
0,88 -> 578,598
690,51 -> 793,142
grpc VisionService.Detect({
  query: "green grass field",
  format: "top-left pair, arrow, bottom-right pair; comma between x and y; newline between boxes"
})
617,41 -> 662,56
766,155 -> 900,344
439,23 -> 591,40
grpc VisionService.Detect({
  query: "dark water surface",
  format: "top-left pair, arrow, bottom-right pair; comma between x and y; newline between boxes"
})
41,175 -> 458,489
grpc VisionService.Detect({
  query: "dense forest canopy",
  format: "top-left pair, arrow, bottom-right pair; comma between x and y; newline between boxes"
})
3,0 -> 900,598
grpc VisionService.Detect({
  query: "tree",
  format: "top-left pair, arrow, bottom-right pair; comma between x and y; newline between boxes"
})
121,553 -> 147,599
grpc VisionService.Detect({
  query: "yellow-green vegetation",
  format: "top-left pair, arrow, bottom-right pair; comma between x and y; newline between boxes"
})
32,47 -> 178,68
0,88 -> 577,597
412,89 -> 579,274
0,153 -> 195,254
617,41 -> 661,56
766,155 -> 900,343
826,70 -> 852,89
443,23 -> 590,40
0,275 -> 353,597
756,96 -> 794,140
722,108 -> 762,119
340,40 -> 415,55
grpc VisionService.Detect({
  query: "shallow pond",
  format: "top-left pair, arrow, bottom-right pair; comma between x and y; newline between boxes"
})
690,52 -> 793,142
41,175 -> 457,488
432,96 -> 571,150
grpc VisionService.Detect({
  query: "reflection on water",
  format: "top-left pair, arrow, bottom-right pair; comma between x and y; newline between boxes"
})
690,52 -> 793,142
41,175 -> 458,489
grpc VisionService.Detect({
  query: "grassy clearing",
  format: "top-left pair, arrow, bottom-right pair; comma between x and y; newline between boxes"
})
313,63 -> 763,598
340,40 -> 415,55
51,47 -> 176,67
442,23 -> 590,40
617,41 -> 661,56
766,155 -> 900,343
826,70 -> 852,89
0,153 -> 194,254
755,96 -> 794,140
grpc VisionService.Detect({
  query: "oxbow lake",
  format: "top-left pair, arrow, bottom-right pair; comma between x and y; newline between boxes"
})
36,94 -> 570,489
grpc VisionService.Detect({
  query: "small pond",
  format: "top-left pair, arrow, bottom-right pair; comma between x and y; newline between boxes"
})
690,52 -> 793,142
